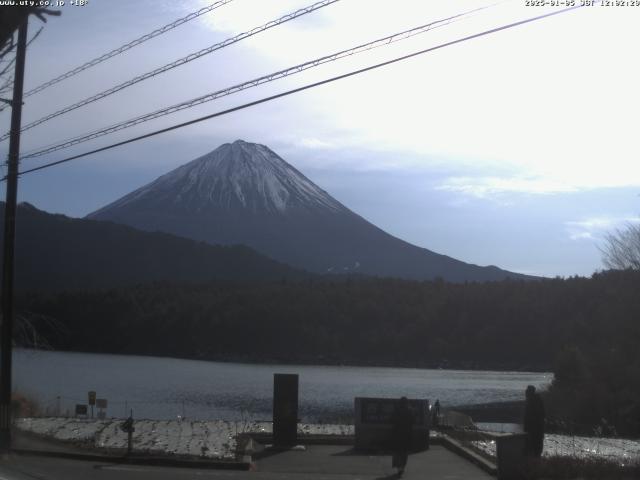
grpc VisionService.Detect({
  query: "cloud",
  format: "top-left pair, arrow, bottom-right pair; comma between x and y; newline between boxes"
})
569,232 -> 594,241
565,216 -> 640,242
181,0 -> 640,185
436,175 -> 581,197
24,0 -> 640,195
295,137 -> 336,150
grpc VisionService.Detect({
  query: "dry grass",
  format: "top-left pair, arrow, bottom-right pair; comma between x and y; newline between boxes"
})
444,428 -> 640,479
529,455 -> 640,479
11,391 -> 40,417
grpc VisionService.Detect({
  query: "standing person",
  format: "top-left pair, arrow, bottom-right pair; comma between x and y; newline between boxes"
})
524,385 -> 545,457
433,399 -> 441,427
391,397 -> 413,477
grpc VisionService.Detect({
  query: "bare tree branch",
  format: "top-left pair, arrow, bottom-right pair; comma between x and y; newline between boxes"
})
13,312 -> 68,350
600,222 -> 640,270
0,74 -> 13,93
26,26 -> 43,47
0,7 -> 59,61
32,8 -> 61,23
0,35 -> 15,60
0,26 -> 43,107
0,53 -> 16,77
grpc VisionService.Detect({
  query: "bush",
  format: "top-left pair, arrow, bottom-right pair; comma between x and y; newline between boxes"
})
11,392 -> 39,417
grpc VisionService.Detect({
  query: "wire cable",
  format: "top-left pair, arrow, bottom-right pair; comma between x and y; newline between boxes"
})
6,4 -> 583,181
20,2 -> 502,161
23,0 -> 235,99
0,0 -> 340,142
0,1 -> 234,115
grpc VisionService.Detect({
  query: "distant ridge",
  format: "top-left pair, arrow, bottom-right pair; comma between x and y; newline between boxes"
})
88,140 -> 532,282
0,202 -> 308,291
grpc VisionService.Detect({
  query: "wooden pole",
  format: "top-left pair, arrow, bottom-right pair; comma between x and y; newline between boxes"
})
0,19 -> 28,453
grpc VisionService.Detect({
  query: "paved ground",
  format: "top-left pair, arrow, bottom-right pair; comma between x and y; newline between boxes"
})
0,445 -> 492,480
12,431 -> 88,455
254,445 -> 492,479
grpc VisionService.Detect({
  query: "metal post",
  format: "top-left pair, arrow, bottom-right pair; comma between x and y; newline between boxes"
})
0,20 -> 28,453
127,429 -> 133,456
126,409 -> 133,456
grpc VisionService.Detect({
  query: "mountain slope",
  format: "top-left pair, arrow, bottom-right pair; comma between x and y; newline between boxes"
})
88,140 -> 530,282
0,202 -> 308,291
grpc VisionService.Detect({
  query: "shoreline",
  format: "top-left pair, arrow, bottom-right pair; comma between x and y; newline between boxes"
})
454,400 -> 525,423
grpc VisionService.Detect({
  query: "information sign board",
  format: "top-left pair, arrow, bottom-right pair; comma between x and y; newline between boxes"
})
354,397 -> 430,450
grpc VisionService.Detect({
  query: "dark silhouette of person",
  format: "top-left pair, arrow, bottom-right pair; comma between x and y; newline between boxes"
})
391,397 -> 413,476
524,385 -> 545,457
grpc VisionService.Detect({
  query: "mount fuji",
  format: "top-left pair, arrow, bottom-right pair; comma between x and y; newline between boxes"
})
88,140 -> 529,282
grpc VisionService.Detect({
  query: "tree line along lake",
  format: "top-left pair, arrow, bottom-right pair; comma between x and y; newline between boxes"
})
13,349 -> 551,422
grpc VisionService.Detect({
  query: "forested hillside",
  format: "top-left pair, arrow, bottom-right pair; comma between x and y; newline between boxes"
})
18,271 -> 637,367
0,202 -> 308,290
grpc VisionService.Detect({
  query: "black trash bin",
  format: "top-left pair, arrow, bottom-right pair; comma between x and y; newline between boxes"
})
496,433 -> 528,480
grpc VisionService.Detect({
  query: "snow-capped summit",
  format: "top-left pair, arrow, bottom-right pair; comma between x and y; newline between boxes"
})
90,140 -> 345,217
88,140 -> 530,282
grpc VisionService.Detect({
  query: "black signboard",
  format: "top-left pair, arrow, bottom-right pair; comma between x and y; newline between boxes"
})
75,404 -> 88,416
273,373 -> 298,446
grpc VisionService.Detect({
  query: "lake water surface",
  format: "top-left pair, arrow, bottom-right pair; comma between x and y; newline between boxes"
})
14,349 -> 551,421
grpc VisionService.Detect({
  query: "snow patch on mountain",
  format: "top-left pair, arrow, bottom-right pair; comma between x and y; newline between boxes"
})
91,140 -> 346,216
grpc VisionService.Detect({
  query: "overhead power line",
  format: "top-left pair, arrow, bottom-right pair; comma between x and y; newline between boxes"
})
6,4 -> 582,181
0,0 -> 340,142
21,2 -> 500,161
23,0 -> 234,99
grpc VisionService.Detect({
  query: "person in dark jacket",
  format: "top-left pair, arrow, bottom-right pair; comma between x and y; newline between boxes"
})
524,385 -> 545,457
391,397 -> 413,476
433,399 -> 441,427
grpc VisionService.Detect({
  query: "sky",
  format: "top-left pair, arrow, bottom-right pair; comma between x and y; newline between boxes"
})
1,0 -> 639,277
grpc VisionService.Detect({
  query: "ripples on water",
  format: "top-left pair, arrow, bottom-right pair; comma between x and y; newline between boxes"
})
14,349 -> 551,421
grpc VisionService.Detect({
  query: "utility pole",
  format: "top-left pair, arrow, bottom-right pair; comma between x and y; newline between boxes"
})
0,19 -> 29,453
